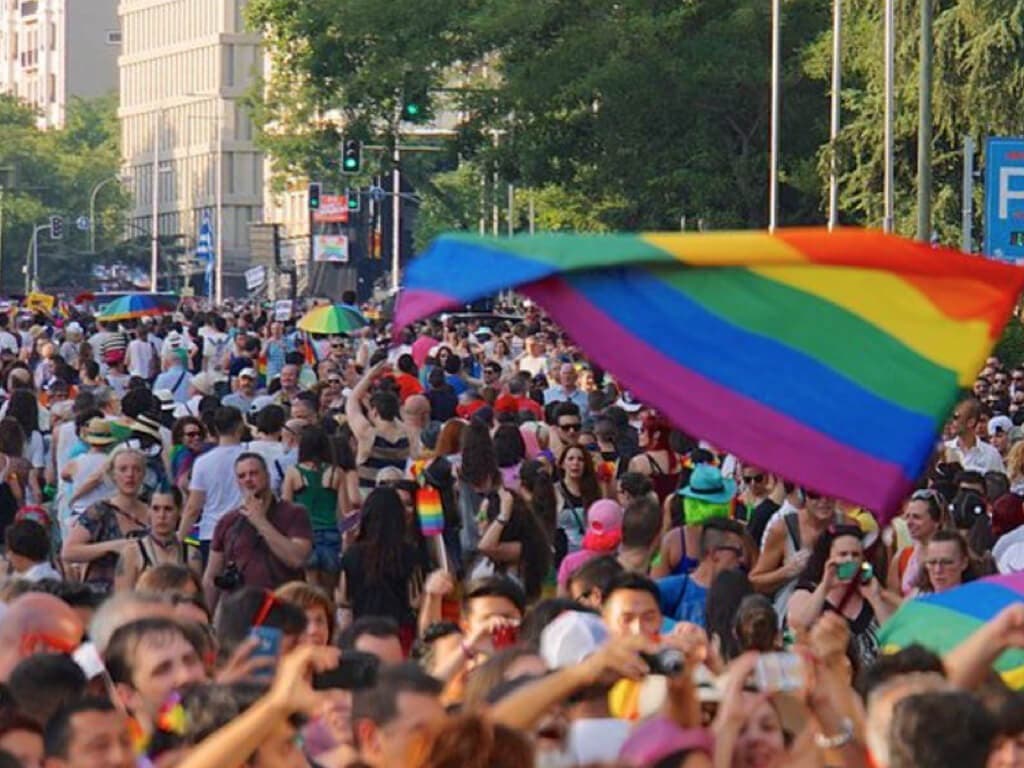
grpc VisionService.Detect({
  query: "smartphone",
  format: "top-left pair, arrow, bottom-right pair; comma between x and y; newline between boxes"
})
836,561 -> 859,581
859,562 -> 874,584
248,626 -> 282,681
753,652 -> 805,693
312,651 -> 380,691
491,623 -> 519,650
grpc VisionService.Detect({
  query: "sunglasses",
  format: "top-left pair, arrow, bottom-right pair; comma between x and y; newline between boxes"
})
924,557 -> 959,569
804,489 -> 824,501
327,378 -> 342,385
559,422 -> 581,432
184,430 -> 202,438
742,473 -> 765,484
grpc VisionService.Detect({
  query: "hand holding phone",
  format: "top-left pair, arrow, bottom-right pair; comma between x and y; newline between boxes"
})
248,626 -> 282,682
311,651 -> 380,691
753,652 -> 805,693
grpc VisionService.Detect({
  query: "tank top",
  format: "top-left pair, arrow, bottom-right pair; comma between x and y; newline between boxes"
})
645,453 -> 681,504
296,463 -> 339,530
358,433 -> 411,494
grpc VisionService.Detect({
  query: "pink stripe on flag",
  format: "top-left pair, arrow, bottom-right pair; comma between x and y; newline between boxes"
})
524,277 -> 915,514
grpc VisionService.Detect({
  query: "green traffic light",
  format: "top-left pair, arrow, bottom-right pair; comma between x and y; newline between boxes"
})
404,104 -> 420,118
344,158 -> 358,170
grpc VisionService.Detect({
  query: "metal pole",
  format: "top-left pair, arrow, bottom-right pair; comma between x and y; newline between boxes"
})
150,110 -> 160,292
769,0 -> 781,231
215,99 -> 224,303
392,145 -> 401,290
883,0 -> 895,233
479,171 -> 486,235
827,0 -> 842,230
0,186 -> 4,294
31,225 -> 40,292
916,0 -> 933,241
528,195 -> 535,235
507,184 -> 514,237
962,135 -> 975,253
492,131 -> 500,236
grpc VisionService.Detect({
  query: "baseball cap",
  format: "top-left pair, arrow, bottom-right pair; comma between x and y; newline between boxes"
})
249,394 -> 276,415
616,391 -> 643,413
618,716 -> 714,766
989,415 -> 1013,436
540,610 -> 608,670
581,499 -> 624,552
238,367 -> 258,380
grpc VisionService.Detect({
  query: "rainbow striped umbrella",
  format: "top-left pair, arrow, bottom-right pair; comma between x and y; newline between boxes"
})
878,572 -> 1024,689
395,228 -> 1024,516
97,293 -> 175,321
297,303 -> 369,335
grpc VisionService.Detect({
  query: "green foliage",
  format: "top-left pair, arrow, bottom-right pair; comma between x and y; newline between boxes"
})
996,316 -> 1024,369
0,93 -> 127,292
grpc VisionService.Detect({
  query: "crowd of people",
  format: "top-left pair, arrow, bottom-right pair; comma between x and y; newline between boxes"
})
0,291 -> 1019,767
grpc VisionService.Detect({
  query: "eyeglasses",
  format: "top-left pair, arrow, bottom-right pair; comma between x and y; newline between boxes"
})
742,473 -> 765,484
184,430 -> 202,439
924,557 -> 959,569
559,422 -> 581,432
327,378 -> 342,385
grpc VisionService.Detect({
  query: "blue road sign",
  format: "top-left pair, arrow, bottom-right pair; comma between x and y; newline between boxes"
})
76,216 -> 90,232
984,137 -> 1024,262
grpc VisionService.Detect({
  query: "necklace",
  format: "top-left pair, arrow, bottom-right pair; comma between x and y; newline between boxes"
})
149,534 -> 179,551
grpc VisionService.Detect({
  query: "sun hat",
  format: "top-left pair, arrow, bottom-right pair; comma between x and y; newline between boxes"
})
679,463 -> 736,504
617,716 -> 715,767
191,371 -> 224,396
82,418 -> 116,447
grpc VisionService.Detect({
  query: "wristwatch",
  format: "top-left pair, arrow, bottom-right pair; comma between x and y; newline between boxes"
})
814,717 -> 854,749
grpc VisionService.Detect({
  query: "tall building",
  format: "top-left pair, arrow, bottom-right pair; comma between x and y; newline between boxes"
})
0,0 -> 119,128
119,0 -> 263,297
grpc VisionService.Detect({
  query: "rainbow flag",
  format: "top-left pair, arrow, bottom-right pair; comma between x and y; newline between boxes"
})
302,332 -> 318,367
411,460 -> 444,537
878,571 -> 1024,689
395,228 -> 1024,516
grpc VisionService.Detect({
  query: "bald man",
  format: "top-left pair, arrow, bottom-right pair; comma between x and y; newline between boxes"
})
402,394 -> 431,431
0,593 -> 84,681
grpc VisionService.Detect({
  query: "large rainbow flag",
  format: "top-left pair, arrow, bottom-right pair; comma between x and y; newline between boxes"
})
395,228 -> 1024,515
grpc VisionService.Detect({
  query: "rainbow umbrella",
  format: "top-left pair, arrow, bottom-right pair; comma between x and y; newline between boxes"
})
877,571 -> 1024,688
297,303 -> 369,335
97,293 -> 175,322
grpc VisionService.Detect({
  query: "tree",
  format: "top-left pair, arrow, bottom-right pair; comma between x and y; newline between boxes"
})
0,93 -> 127,292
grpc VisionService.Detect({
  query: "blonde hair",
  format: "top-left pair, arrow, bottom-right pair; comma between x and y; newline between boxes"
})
1007,440 -> 1024,485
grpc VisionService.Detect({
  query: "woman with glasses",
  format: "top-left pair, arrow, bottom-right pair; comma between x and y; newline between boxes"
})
887,489 -> 948,597
170,416 -> 211,494
113,488 -> 200,592
913,529 -> 974,595
787,524 -> 901,669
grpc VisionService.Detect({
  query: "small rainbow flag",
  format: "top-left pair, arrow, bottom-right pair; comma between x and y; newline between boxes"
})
411,460 -> 444,537
302,332 -> 318,367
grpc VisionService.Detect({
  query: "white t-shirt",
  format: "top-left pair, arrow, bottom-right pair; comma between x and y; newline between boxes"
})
201,330 -> 231,373
243,439 -> 287,495
189,444 -> 245,540
0,331 -> 18,355
127,338 -> 159,379
944,437 -> 1006,474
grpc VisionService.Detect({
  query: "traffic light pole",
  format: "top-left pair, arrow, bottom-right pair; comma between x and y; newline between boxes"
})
392,143 -> 401,291
26,222 -> 50,294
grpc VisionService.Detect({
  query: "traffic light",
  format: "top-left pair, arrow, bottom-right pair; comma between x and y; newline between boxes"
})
308,182 -> 321,210
346,188 -> 361,213
401,84 -> 429,123
341,139 -> 362,174
49,215 -> 63,240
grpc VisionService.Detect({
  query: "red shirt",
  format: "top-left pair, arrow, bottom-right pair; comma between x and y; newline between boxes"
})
457,399 -> 488,419
211,500 -> 312,590
392,372 -> 424,403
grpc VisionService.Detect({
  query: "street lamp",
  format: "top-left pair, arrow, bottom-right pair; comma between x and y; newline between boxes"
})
185,92 -> 225,304
89,175 -> 128,253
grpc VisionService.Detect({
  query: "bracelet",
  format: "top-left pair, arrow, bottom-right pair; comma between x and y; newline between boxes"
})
814,717 -> 853,749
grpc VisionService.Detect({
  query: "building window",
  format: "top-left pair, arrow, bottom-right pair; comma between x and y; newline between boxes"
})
20,1 -> 37,17
106,30 -> 121,45
48,73 -> 54,102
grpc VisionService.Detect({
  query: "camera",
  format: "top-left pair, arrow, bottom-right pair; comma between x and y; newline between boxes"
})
214,562 -> 244,591
641,647 -> 685,677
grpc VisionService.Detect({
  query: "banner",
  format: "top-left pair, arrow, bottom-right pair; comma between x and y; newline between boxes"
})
274,299 -> 293,321
313,234 -> 350,263
26,292 -> 55,313
197,209 -> 214,298
312,195 -> 350,224
245,265 -> 266,291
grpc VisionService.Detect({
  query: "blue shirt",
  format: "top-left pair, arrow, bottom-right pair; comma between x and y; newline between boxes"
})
154,365 -> 192,403
657,574 -> 709,628
543,385 -> 589,417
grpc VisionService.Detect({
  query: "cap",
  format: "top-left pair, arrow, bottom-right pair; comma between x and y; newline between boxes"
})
249,394 -> 276,415
65,321 -> 83,336
618,716 -> 714,767
153,389 -> 176,411
616,391 -> 644,413
494,394 -> 519,415
238,367 -> 258,380
163,330 -> 185,351
989,415 -> 1014,436
581,499 -> 624,552
191,371 -> 225,396
540,610 -> 608,670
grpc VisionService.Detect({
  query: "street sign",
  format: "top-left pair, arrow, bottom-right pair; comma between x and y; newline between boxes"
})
245,265 -> 266,291
984,137 -> 1024,262
370,185 -> 386,203
76,216 -> 90,232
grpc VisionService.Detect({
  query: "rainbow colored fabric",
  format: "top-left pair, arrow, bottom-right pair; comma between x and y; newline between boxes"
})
395,228 -> 1024,514
411,460 -> 444,537
878,572 -> 1024,688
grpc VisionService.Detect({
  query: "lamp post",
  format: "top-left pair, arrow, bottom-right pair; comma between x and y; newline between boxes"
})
89,175 -> 124,253
186,94 -> 225,304
916,0 -> 933,241
883,0 -> 895,233
769,0 -> 781,232
827,0 -> 842,230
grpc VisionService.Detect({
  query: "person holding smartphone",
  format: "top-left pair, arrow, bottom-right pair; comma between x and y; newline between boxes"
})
787,524 -> 902,669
